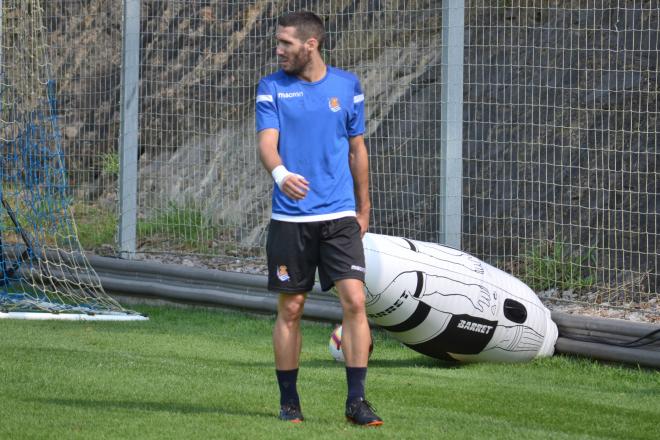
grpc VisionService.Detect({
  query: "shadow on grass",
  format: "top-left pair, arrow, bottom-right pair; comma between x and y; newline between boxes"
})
300,356 -> 463,369
368,357 -> 462,368
34,397 -> 274,418
9,344 -> 464,370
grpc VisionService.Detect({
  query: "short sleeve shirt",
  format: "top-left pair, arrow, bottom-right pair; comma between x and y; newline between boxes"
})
256,66 -> 365,221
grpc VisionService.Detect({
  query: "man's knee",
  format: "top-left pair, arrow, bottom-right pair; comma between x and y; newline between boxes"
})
277,294 -> 306,322
336,281 -> 366,315
342,296 -> 366,316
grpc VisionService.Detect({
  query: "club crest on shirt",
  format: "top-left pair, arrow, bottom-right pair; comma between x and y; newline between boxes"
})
328,97 -> 341,112
277,265 -> 290,282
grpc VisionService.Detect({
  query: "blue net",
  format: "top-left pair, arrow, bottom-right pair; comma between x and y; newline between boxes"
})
0,1 -> 138,317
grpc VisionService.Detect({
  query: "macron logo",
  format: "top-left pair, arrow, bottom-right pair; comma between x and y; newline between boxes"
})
278,91 -> 304,99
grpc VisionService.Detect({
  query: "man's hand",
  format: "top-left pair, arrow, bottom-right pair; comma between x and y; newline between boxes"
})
280,173 -> 309,200
356,210 -> 369,237
270,164 -> 309,200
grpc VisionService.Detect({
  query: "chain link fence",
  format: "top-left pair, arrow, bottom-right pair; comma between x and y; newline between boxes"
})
32,0 -> 658,317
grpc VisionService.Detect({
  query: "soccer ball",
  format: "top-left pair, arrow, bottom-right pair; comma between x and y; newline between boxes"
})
328,325 -> 373,362
329,325 -> 345,362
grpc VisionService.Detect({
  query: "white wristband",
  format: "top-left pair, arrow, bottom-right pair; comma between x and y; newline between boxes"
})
271,165 -> 292,190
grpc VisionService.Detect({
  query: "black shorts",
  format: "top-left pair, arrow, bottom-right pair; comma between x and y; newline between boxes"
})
266,217 -> 366,293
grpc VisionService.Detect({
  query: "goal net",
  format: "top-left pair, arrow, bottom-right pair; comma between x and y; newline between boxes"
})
0,0 -> 145,320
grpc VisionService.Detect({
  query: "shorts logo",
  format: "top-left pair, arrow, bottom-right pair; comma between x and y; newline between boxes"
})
277,265 -> 290,282
351,265 -> 366,273
328,97 -> 341,112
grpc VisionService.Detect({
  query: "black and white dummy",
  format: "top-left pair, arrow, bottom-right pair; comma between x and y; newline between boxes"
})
362,233 -> 558,363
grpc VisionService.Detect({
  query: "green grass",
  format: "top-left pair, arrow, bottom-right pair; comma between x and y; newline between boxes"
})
73,202 -> 230,254
518,241 -> 597,292
136,204 -> 241,254
73,203 -> 118,250
1,306 -> 658,439
137,204 -> 215,250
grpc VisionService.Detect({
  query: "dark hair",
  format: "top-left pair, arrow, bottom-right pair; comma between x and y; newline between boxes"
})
278,11 -> 325,49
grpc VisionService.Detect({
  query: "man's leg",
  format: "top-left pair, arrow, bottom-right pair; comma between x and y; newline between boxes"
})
273,292 -> 306,369
336,278 -> 383,426
273,292 -> 306,422
335,278 -> 370,367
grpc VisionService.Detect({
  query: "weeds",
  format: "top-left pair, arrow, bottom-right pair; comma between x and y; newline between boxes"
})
518,240 -> 597,292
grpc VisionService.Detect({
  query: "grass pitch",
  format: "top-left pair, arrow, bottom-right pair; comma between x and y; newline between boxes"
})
1,306 -> 658,439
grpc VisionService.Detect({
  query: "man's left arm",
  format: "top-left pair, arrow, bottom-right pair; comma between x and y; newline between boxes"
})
349,135 -> 371,237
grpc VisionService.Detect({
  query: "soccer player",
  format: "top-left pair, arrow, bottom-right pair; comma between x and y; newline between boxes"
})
256,10 -> 383,427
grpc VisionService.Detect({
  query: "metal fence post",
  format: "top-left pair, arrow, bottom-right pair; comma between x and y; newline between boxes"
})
119,0 -> 140,259
440,0 -> 464,248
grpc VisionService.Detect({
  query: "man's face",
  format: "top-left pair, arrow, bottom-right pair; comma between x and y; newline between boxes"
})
275,25 -> 312,75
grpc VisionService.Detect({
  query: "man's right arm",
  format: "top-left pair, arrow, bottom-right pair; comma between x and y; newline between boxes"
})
258,129 -> 309,200
258,128 -> 282,173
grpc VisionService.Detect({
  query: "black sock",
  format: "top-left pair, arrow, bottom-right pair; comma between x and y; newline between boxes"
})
345,367 -> 367,403
276,368 -> 300,406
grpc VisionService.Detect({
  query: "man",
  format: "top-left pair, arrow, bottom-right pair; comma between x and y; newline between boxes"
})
256,11 -> 382,427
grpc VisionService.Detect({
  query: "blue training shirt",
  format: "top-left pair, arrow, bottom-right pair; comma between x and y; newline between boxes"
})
256,66 -> 365,222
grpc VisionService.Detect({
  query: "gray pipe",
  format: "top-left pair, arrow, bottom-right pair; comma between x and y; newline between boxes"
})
555,337 -> 660,369
77,255 -> 660,368
552,327 -> 659,348
97,273 -> 343,323
87,254 -> 331,297
552,311 -> 659,339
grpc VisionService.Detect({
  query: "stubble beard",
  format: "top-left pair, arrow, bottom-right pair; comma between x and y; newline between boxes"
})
281,48 -> 311,77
